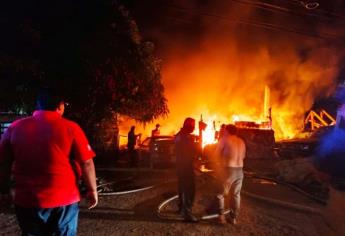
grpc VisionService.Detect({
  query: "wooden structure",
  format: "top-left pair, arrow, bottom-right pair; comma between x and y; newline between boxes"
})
304,109 -> 336,131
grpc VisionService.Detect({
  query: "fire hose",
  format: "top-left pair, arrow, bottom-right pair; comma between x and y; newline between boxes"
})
98,185 -> 155,196
96,177 -> 174,196
95,173 -> 229,220
244,172 -> 327,205
96,169 -> 323,220
156,169 -> 323,220
156,194 -> 232,220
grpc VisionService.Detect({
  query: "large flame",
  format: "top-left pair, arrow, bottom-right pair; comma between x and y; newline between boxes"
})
118,1 -> 345,146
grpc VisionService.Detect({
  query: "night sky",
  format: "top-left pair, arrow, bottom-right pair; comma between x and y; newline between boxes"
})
126,0 -> 345,56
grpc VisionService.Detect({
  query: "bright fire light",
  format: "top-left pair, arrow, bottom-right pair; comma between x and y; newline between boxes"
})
232,115 -> 240,123
195,114 -> 273,147
198,119 -> 217,148
117,1 -> 342,146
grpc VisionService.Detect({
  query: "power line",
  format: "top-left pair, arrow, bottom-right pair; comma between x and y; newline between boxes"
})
230,0 -> 345,23
163,3 -> 341,41
279,0 -> 320,9
275,0 -> 345,20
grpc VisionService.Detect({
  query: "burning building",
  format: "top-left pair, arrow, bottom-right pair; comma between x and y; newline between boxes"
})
117,0 -> 345,155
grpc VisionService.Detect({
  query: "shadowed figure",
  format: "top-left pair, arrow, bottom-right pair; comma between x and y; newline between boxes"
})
127,126 -> 141,167
175,117 -> 199,222
151,124 -> 161,137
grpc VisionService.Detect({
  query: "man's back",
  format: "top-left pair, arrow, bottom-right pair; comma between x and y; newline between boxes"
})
175,131 -> 196,168
0,89 -> 98,236
2,111 -> 94,208
217,134 -> 246,168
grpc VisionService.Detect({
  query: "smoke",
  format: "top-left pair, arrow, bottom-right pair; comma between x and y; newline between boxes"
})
122,0 -> 345,141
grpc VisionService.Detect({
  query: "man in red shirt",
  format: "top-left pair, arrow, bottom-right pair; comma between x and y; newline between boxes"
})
0,89 -> 98,235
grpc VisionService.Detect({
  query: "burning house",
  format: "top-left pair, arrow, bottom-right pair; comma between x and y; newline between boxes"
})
111,0 -> 345,164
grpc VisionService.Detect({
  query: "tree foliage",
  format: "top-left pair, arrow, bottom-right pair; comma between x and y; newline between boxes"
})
0,0 -> 168,127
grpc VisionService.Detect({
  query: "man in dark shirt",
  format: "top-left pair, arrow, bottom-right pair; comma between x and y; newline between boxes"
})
175,117 -> 198,222
127,126 -> 141,167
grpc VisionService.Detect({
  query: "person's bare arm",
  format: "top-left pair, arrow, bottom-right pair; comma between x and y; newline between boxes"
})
80,159 -> 98,209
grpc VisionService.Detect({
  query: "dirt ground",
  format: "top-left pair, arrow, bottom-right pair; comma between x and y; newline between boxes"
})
0,159 -> 338,236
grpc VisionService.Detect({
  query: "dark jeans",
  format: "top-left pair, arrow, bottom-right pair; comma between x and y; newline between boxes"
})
15,202 -> 79,236
217,167 -> 243,218
177,168 -> 195,215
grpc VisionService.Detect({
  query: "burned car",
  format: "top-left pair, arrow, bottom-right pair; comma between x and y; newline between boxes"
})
275,126 -> 334,158
138,135 -> 176,167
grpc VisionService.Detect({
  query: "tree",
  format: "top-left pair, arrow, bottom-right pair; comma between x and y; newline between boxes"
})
0,0 -> 168,151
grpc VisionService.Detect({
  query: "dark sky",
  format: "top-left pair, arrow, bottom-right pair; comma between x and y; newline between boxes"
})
125,0 -> 345,57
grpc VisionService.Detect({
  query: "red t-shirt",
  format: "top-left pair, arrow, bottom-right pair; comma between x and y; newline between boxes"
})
0,111 -> 95,208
